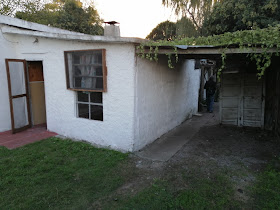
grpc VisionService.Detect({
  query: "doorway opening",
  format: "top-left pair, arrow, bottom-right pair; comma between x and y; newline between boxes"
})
27,61 -> 47,127
5,59 -> 47,134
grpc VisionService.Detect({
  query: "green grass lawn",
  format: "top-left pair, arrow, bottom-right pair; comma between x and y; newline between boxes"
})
105,175 -> 240,210
0,137 -> 128,209
0,137 -> 279,209
252,160 -> 280,209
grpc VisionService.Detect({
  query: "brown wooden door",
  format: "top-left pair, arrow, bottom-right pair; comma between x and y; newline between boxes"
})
5,59 -> 31,133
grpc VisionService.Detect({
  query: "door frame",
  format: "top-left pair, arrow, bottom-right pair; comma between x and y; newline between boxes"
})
5,59 -> 32,133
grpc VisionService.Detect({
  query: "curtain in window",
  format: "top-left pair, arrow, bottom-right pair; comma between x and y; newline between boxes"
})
80,54 -> 99,89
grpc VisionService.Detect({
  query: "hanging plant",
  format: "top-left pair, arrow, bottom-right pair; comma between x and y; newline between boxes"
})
137,25 -> 280,77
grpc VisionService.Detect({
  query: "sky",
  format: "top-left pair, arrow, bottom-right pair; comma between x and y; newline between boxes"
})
91,0 -> 178,38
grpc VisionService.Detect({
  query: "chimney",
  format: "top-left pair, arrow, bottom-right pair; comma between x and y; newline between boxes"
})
104,21 -> 120,37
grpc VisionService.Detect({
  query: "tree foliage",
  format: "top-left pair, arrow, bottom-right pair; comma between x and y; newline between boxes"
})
146,17 -> 197,41
176,17 -> 198,38
162,0 -> 221,35
203,0 -> 280,35
146,21 -> 177,41
1,0 -> 103,35
0,0 -> 36,16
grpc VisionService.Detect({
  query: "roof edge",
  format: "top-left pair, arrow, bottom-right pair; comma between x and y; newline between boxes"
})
1,25 -> 147,44
0,15 -> 88,35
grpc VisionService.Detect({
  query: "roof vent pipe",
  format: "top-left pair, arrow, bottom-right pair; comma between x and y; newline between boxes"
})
104,21 -> 120,37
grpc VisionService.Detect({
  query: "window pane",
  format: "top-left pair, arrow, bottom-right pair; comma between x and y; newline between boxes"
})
77,92 -> 89,102
91,77 -> 103,89
73,54 -> 80,64
74,66 -> 82,76
74,77 -> 82,88
78,103 -> 89,118
12,97 -> 29,129
65,50 -> 105,91
91,105 -> 103,121
81,77 -> 93,89
96,67 -> 103,76
90,92 -> 102,103
8,61 -> 26,96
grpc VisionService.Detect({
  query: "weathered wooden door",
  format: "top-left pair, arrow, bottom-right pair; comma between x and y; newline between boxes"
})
220,72 -> 241,125
241,73 -> 265,127
220,71 -> 265,127
5,59 -> 31,133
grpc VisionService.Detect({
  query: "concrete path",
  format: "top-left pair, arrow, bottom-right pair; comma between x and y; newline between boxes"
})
135,104 -> 219,161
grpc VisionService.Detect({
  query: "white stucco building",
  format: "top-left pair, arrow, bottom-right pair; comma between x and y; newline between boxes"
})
0,15 -> 201,152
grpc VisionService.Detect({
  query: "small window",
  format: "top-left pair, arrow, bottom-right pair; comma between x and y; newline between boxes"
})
65,49 -> 107,92
76,91 -> 103,121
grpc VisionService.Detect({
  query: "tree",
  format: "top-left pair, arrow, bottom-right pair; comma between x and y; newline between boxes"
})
15,1 -> 60,26
53,0 -> 103,35
0,0 -> 38,16
203,0 -> 280,35
146,21 -> 177,41
146,18 -> 198,41
176,17 -> 198,38
162,0 -> 221,35
13,0 -> 103,35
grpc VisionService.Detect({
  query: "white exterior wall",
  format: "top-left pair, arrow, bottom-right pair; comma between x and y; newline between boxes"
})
134,57 -> 201,151
0,32 -> 136,152
0,26 -> 17,132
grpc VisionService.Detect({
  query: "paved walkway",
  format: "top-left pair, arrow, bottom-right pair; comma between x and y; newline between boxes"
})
135,103 -> 219,161
0,124 -> 57,149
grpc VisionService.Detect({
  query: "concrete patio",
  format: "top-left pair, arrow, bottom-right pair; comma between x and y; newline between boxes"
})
135,103 -> 219,161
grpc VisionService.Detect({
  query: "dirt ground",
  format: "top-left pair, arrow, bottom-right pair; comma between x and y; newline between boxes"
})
114,109 -> 280,207
168,124 -> 280,202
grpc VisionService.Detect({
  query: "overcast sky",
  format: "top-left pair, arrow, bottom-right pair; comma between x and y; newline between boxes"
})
92,0 -> 177,38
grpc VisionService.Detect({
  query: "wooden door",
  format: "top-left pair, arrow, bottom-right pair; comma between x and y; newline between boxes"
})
220,71 -> 265,128
220,72 -> 241,125
241,73 -> 265,127
5,59 -> 31,133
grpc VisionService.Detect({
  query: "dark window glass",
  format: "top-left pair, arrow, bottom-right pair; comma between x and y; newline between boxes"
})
90,92 -> 102,103
91,105 -> 103,121
96,67 -> 103,76
74,66 -> 82,76
96,54 -> 102,64
73,54 -> 80,64
78,104 -> 89,118
74,77 -> 82,88
77,92 -> 89,102
95,78 -> 103,89
77,92 -> 103,121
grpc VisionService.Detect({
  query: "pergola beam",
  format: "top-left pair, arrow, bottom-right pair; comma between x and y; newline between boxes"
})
136,47 -> 279,55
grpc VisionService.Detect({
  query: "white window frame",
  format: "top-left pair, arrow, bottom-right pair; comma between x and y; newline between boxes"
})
76,91 -> 103,121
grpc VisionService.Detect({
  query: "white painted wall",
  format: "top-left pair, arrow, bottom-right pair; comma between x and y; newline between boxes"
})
0,25 -> 18,132
0,32 -> 136,152
133,57 -> 201,151
0,21 -> 201,152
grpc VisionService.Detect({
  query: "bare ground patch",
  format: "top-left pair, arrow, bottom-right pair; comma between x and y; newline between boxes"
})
101,124 -> 280,208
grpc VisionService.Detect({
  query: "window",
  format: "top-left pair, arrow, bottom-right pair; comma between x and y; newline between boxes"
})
76,92 -> 103,121
65,49 -> 107,92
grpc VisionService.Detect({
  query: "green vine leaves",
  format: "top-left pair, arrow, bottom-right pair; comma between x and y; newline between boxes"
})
137,25 -> 280,78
